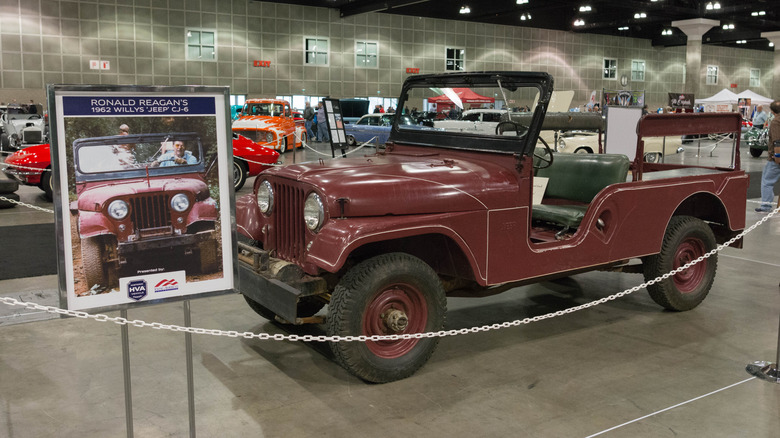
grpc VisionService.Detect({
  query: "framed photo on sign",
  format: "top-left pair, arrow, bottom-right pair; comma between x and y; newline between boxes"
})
48,85 -> 237,313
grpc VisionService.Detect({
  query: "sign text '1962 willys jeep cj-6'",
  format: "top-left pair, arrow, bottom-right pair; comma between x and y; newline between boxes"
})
236,72 -> 747,383
73,132 -> 220,291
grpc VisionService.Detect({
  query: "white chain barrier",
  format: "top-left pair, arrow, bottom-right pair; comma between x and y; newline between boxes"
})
0,195 -> 55,213
1,203 -> 777,342
0,161 -> 52,173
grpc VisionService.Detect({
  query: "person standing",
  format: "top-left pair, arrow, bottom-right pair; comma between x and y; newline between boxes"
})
752,105 -> 769,129
756,100 -> 780,212
316,101 -> 330,142
303,101 -> 315,141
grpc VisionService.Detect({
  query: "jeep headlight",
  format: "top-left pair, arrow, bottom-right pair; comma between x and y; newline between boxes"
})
303,192 -> 324,231
265,132 -> 274,143
170,193 -> 190,212
257,180 -> 273,214
107,200 -> 128,220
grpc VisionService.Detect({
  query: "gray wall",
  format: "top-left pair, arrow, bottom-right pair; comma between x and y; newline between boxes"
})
0,0 -> 774,110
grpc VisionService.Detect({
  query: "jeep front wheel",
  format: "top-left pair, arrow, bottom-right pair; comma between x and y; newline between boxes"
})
82,236 -> 118,290
643,216 -> 717,311
327,253 -> 446,383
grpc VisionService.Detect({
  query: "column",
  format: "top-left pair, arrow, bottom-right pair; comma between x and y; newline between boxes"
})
761,31 -> 780,100
672,19 -> 719,96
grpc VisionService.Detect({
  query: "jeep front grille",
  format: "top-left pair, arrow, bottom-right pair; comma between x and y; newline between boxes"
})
270,182 -> 305,263
130,194 -> 171,230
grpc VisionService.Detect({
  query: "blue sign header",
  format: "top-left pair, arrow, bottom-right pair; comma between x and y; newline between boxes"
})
63,96 -> 215,116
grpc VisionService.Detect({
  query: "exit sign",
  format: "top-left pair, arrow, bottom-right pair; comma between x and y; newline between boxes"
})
406,68 -> 420,74
253,60 -> 271,67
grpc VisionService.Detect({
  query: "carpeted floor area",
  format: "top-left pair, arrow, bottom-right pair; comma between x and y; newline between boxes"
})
0,223 -> 57,280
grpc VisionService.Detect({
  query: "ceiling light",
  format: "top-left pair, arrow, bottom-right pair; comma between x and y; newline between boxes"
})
752,11 -> 766,16
634,12 -> 646,19
574,19 -> 585,26
661,29 -> 673,35
770,42 -> 775,47
722,23 -> 734,30
579,6 -> 591,12
517,0 -> 529,4
459,5 -> 470,14
706,2 -> 720,10
736,40 -> 747,44
520,13 -> 531,20
618,26 -> 629,31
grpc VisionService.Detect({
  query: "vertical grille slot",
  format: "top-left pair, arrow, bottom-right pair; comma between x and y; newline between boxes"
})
130,194 -> 170,230
271,182 -> 305,263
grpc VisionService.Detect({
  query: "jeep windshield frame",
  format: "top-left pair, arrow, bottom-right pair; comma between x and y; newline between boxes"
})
390,71 -> 553,156
73,132 -> 206,182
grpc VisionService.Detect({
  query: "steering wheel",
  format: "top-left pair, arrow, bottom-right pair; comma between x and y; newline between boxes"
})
533,137 -> 554,169
28,114 -> 41,119
495,120 -> 528,137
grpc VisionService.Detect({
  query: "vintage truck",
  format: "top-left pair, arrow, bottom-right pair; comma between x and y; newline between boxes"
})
235,71 -> 747,383
73,132 -> 220,290
232,99 -> 306,153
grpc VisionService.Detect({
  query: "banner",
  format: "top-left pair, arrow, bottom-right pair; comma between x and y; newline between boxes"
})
603,89 -> 645,107
668,93 -> 695,109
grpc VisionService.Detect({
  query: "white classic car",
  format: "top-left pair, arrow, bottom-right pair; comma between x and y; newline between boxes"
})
0,105 -> 46,151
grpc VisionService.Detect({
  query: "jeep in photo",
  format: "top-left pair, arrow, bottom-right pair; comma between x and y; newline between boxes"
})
73,132 -> 220,291
236,72 -> 747,383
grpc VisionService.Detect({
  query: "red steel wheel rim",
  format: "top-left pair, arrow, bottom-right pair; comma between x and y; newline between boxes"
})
673,237 -> 706,293
362,283 -> 428,359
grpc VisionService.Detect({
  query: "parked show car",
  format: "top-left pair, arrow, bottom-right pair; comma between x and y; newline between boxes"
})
236,71 -> 747,383
73,132 -> 220,290
344,113 -> 438,146
0,105 -> 47,151
231,133 -> 280,191
232,99 -> 306,153
3,142 -> 54,200
742,115 -> 772,157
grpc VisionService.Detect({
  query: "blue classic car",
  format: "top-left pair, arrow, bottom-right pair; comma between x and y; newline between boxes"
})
345,114 -> 433,146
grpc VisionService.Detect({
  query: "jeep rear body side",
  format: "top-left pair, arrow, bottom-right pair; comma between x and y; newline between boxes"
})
235,72 -> 747,382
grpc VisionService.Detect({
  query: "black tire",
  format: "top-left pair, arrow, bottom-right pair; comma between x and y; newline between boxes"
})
575,147 -> 593,154
643,216 -> 717,311
232,159 -> 247,191
280,137 -> 288,153
0,192 -> 19,209
346,135 -> 357,146
327,253 -> 446,383
41,170 -> 53,201
0,178 -> 19,193
0,133 -> 9,151
749,148 -> 763,158
82,236 -> 115,289
198,239 -> 219,273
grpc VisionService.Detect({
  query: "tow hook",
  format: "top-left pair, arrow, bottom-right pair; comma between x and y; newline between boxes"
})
383,309 -> 409,333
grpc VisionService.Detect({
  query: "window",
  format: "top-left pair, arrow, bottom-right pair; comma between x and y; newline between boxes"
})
631,60 -> 645,81
230,95 -> 246,107
750,68 -> 761,87
706,65 -> 718,85
446,48 -> 465,71
305,37 -> 329,66
603,59 -> 617,79
356,41 -> 378,68
186,29 -> 216,61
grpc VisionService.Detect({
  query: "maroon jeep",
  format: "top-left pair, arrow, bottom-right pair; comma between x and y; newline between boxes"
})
73,132 -> 219,290
236,72 -> 747,382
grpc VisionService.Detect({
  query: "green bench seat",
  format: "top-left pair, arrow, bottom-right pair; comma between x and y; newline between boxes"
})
533,153 -> 630,230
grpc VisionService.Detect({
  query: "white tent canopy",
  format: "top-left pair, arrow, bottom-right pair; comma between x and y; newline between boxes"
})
735,89 -> 772,105
695,88 -> 739,104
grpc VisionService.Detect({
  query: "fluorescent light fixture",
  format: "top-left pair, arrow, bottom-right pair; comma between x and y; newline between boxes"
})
770,42 -> 775,47
459,5 -> 470,14
517,0 -> 529,4
618,26 -> 629,30
520,13 -> 531,20
579,6 -> 591,12
722,23 -> 734,29
574,19 -> 585,26
736,40 -> 747,44
633,12 -> 646,19
706,2 -> 720,10
662,29 -> 673,35
752,11 -> 766,16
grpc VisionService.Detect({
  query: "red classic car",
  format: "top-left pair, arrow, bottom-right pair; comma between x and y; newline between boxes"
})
3,142 -> 53,200
232,99 -> 306,153
2,134 -> 280,198
236,71 -> 747,383
231,133 -> 280,190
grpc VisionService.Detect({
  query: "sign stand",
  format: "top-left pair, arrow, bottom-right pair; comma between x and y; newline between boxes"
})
120,309 -> 134,438
746,296 -> 780,383
184,300 -> 197,437
323,98 -> 349,158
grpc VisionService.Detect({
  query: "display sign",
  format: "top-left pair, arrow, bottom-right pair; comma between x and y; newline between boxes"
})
323,98 -> 349,156
602,89 -> 645,107
47,85 -> 237,313
668,93 -> 695,109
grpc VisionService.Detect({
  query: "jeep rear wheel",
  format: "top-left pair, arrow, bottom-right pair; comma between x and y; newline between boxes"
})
327,253 -> 446,383
82,236 -> 118,290
232,158 -> 247,191
643,216 -> 717,311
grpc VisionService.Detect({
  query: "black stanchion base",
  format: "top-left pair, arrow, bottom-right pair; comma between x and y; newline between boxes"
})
746,361 -> 780,384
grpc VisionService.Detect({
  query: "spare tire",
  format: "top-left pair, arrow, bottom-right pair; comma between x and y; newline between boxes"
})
0,192 -> 19,209
0,178 -> 19,194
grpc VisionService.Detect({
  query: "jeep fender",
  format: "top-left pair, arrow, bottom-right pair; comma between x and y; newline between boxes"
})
78,210 -> 116,239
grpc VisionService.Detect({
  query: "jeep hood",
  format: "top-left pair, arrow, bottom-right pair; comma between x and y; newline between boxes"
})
265,152 -> 520,216
77,177 -> 208,211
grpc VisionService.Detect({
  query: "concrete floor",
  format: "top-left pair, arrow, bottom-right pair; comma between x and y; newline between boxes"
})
1,138 -> 779,437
